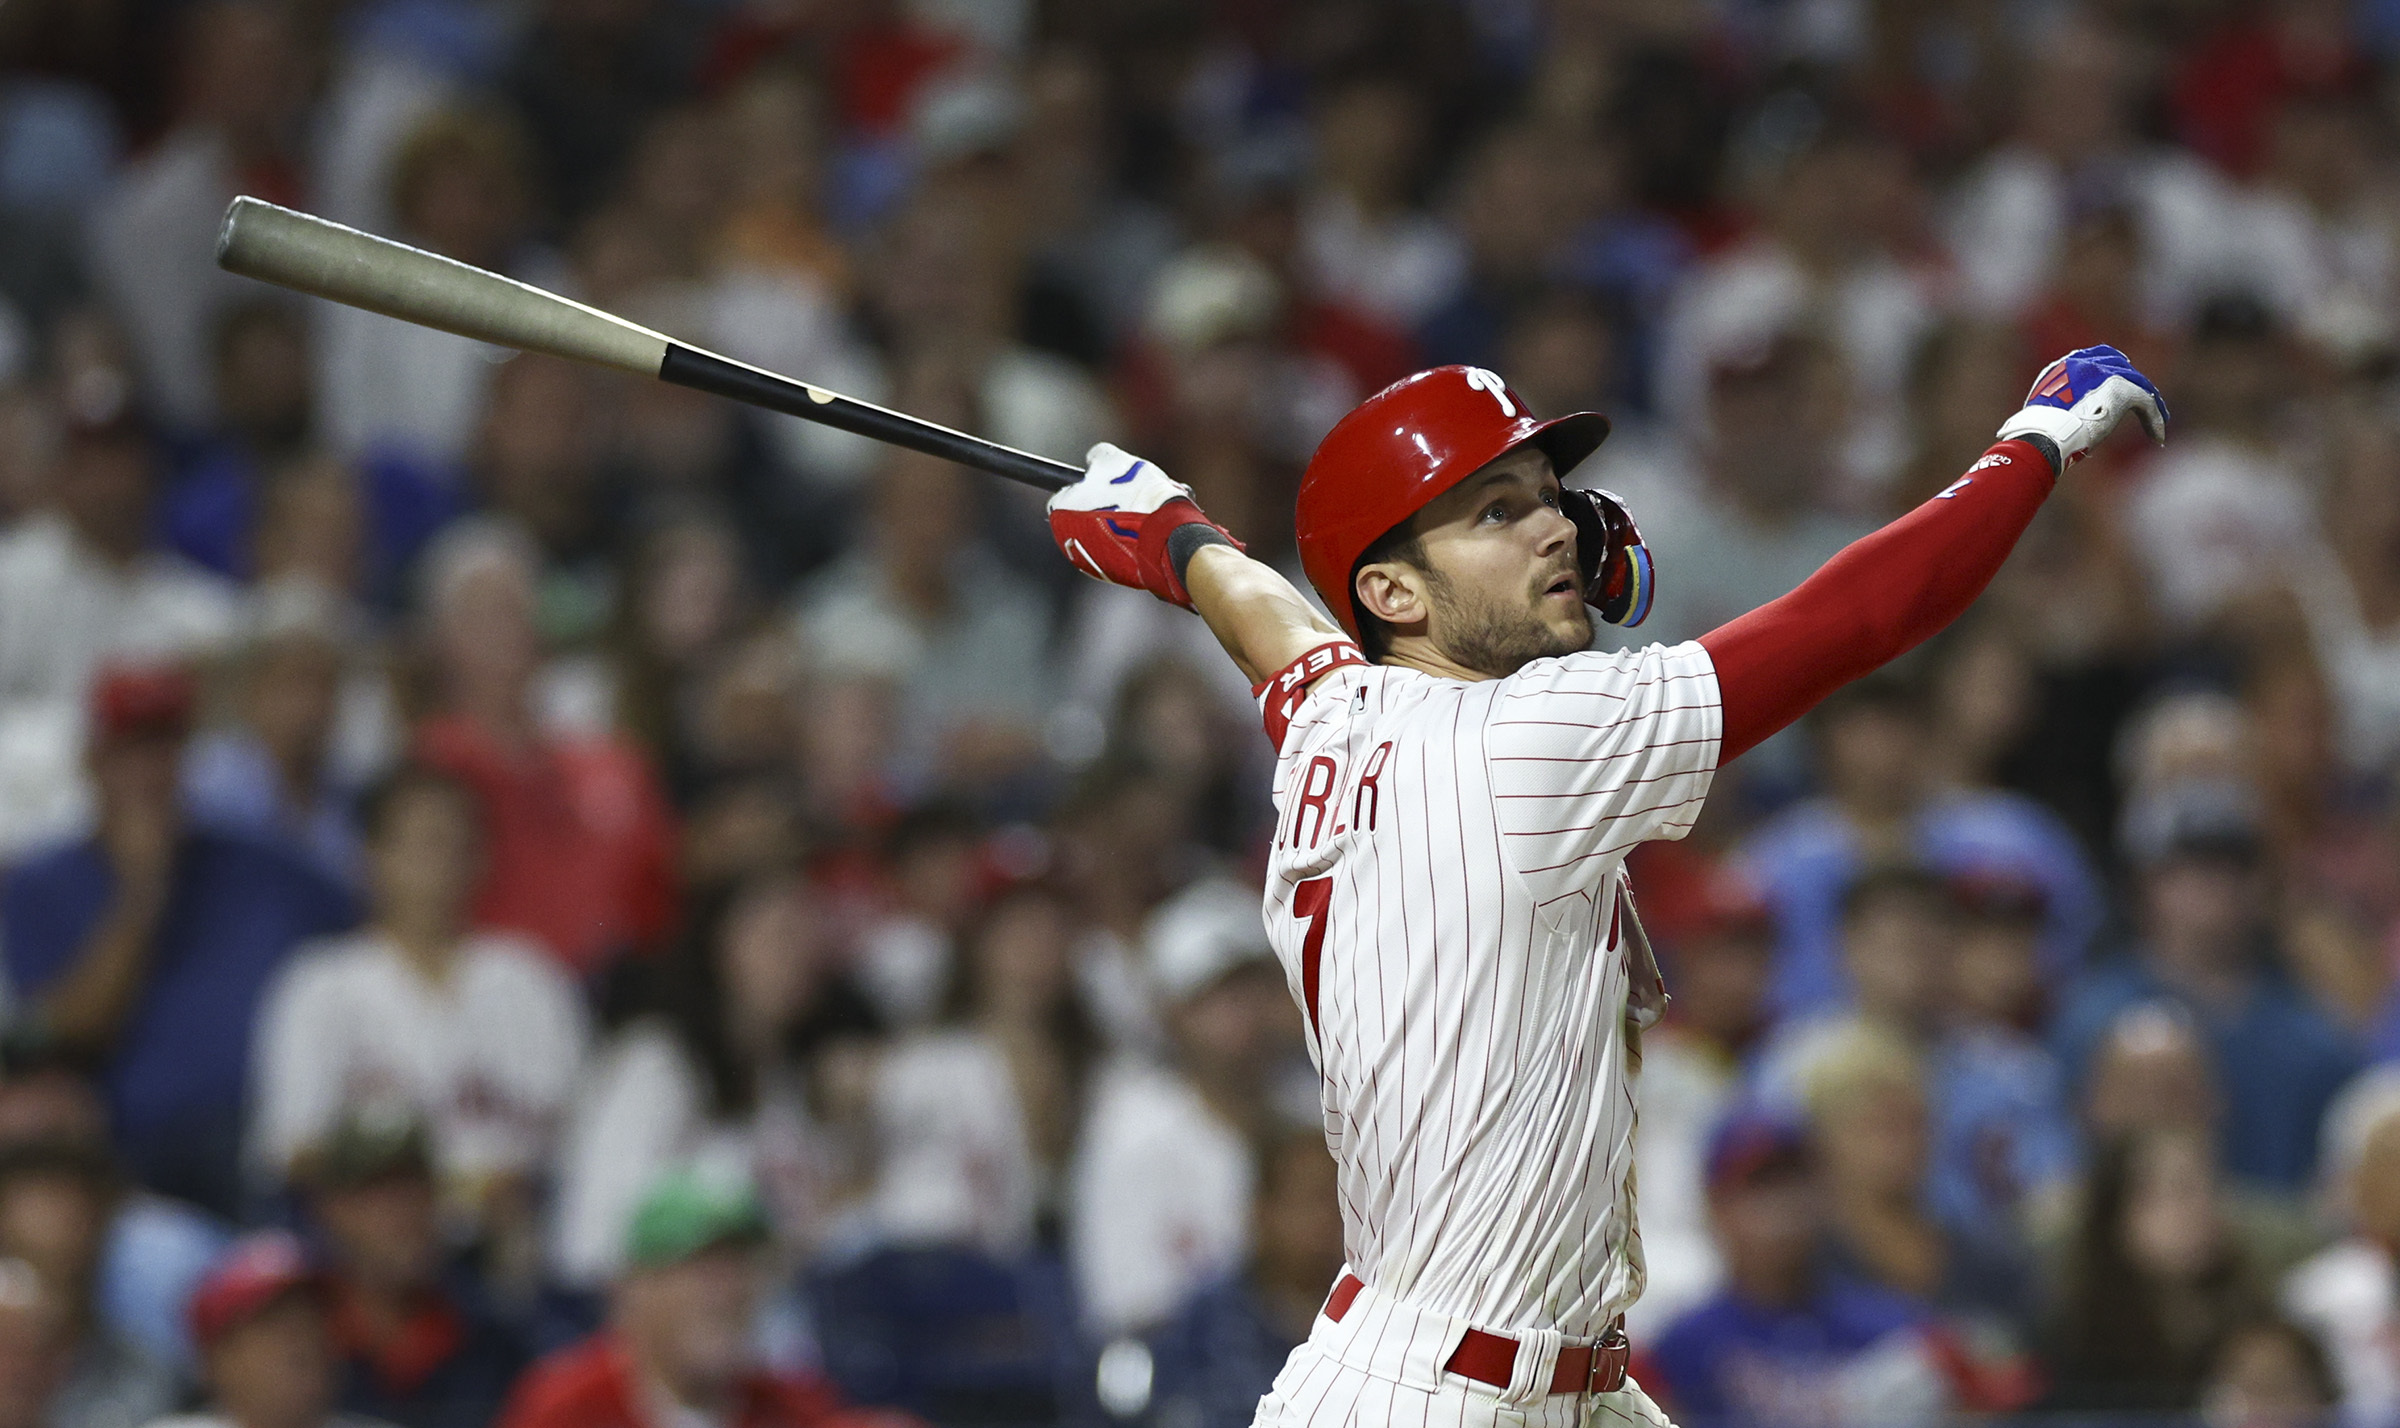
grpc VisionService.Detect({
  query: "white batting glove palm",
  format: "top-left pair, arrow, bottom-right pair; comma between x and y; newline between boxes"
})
1047,443 -> 1242,610
1997,345 -> 2169,469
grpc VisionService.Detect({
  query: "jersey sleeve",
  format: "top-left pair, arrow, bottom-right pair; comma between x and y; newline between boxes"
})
1252,639 -> 1367,751
1486,640 -> 1722,902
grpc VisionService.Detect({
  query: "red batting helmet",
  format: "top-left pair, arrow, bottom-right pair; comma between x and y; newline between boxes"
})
1296,366 -> 1612,639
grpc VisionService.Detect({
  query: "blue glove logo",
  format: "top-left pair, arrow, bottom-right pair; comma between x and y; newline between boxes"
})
2025,344 -> 2171,428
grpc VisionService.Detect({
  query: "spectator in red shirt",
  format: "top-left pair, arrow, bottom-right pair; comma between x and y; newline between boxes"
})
409,520 -> 677,977
496,1169 -> 894,1428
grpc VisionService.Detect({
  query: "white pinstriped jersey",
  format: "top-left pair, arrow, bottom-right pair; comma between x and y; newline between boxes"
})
1260,639 -> 1722,1341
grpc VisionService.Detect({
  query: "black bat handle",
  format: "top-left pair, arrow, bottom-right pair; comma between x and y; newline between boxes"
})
658,344 -> 1081,492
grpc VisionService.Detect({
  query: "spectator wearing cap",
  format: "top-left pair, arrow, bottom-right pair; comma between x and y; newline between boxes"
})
1728,678 -> 2102,1020
1630,868 -> 1776,1337
1752,863 -> 2073,1254
250,763 -> 586,1237
0,1140 -> 177,1428
1922,872 -> 2079,1248
299,1107 -> 530,1428
1069,876 -> 1305,1338
2052,780 -> 2360,1190
1648,1111 -> 1954,1428
497,1169 -> 885,1428
1,665 -> 356,1218
409,520 -> 678,976
0,401 -> 240,855
154,1231 -> 398,1428
1142,1127 -> 1346,1428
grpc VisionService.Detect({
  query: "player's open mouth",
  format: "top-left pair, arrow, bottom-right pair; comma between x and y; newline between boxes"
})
1544,574 -> 1579,598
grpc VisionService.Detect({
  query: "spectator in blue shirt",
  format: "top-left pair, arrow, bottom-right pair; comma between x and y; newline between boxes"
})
0,664 -> 355,1217
2052,781 -> 2360,1191
1734,679 -> 2102,1020
1145,1129 -> 1345,1428
1649,1111 -> 1953,1428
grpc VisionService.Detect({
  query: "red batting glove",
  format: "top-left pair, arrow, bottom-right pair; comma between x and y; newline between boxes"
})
1047,443 -> 1243,610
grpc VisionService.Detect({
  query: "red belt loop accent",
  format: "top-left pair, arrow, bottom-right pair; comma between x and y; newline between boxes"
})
1323,1272 -> 1364,1323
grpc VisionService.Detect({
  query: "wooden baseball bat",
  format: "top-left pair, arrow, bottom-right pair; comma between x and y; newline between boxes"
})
214,196 -> 1082,492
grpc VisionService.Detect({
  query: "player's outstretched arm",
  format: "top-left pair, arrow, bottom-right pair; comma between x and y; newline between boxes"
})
1048,443 -> 1341,686
1699,346 -> 2167,763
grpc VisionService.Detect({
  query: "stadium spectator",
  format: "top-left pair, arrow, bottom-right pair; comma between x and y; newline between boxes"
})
159,1231 -> 395,1428
158,299 -> 313,579
855,179 -> 1113,465
2126,296 -> 2318,637
2053,780 -> 2360,1189
848,799 -> 983,1034
2296,404 -> 2400,775
0,399 -> 240,713
1,665 -> 355,1216
1649,1110 -> 1954,1428
0,1140 -> 177,1428
1070,877 -> 1302,1338
250,764 -> 587,1234
1144,1129 -> 1346,1428
1930,873 -> 2081,1239
552,875 -> 880,1288
1735,680 -> 2101,1018
869,883 -> 1098,1253
790,422 -> 1056,787
299,1107 -> 530,1428
320,106 -> 539,465
1593,329 -> 1867,652
1299,68 -> 1462,334
2281,1070 -> 2400,1428
498,1169 -> 881,1428
182,581 -> 367,890
410,519 -> 679,974
2044,1127 -> 2276,1415
0,1052 -> 230,1375
85,0 -> 308,428
1796,1027 -> 2031,1328
1631,870 -> 1775,1337
160,298 -> 461,601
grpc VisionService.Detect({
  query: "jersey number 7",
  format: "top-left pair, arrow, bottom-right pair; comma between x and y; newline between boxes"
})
1294,877 -> 1332,1042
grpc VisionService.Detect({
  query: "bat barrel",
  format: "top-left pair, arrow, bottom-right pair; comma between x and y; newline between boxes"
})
216,196 -> 671,377
216,196 -> 1086,494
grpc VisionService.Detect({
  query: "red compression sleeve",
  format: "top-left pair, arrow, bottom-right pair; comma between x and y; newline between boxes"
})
1698,440 -> 2055,764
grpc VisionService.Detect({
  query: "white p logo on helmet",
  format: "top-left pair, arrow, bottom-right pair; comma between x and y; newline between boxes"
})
1463,367 -> 1516,418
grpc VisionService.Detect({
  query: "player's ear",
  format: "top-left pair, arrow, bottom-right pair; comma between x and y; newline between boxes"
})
1355,561 -> 1430,631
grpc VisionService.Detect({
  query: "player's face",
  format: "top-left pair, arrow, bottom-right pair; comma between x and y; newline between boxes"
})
1400,448 -> 1592,676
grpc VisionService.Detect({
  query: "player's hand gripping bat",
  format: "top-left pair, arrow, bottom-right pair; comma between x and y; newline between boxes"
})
214,196 -> 1081,492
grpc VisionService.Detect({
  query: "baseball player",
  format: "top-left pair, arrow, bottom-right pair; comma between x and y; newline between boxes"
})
1046,348 -> 2166,1428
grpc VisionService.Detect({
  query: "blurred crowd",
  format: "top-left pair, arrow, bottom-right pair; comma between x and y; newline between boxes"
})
0,0 -> 2396,1427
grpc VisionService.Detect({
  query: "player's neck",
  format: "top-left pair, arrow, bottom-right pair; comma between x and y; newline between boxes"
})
1378,639 -> 1501,684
